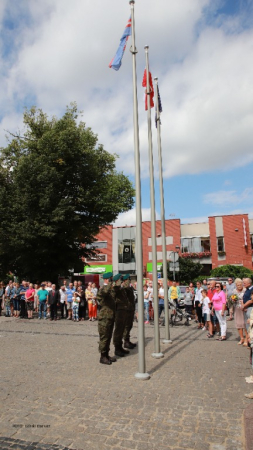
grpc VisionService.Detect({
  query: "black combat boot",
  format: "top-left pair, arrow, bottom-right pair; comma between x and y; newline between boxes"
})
115,346 -> 129,357
124,339 -> 136,349
100,352 -> 111,365
107,352 -> 117,362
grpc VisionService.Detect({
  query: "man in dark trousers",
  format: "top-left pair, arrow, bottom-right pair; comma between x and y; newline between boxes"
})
122,274 -> 137,349
113,274 -> 130,357
20,281 -> 28,319
97,272 -> 116,365
47,284 -> 59,321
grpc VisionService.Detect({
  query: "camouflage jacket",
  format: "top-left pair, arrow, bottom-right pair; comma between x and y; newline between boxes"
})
113,285 -> 129,311
123,286 -> 135,311
97,284 -> 115,316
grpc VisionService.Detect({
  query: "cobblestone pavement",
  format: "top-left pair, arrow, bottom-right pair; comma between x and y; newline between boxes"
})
0,315 -> 252,450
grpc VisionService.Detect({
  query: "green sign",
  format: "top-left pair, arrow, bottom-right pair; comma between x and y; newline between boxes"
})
83,264 -> 112,275
146,262 -> 163,273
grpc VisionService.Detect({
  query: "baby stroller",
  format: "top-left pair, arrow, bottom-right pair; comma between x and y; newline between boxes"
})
169,300 -> 191,326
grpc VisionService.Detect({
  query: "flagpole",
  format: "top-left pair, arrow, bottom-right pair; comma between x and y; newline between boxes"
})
130,1 -> 150,381
144,46 -> 164,359
154,77 -> 172,344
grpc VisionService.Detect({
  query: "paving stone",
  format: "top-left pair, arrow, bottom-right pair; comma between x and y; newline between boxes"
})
0,316 -> 250,450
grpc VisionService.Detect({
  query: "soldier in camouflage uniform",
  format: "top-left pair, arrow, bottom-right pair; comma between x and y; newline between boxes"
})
97,272 -> 117,365
112,274 -> 130,357
122,274 -> 137,349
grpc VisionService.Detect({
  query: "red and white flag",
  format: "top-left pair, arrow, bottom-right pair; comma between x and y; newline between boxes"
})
142,69 -> 154,111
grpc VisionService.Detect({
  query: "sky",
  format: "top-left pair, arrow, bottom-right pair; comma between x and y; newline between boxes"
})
0,0 -> 253,227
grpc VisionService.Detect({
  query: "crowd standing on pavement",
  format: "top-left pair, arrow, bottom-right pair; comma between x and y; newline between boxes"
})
0,279 -> 98,322
1,274 -> 253,396
141,275 -> 253,398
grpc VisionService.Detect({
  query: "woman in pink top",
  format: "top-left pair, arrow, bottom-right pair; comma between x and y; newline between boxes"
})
25,283 -> 35,319
212,282 -> 227,340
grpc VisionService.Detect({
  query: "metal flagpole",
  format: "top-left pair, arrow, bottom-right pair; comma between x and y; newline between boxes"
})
144,46 -> 163,359
154,77 -> 172,344
130,1 -> 150,381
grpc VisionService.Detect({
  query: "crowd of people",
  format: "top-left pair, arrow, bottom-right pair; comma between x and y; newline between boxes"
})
142,277 -> 253,344
0,279 -> 98,322
1,275 -> 253,393
143,276 -> 253,399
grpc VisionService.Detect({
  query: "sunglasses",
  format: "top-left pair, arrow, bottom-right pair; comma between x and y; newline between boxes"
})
215,285 -> 220,288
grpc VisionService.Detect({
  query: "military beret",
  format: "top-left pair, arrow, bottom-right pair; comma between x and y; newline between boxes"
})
103,272 -> 113,280
122,274 -> 130,280
113,274 -> 122,282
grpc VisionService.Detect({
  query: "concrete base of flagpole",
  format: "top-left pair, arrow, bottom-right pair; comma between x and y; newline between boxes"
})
163,339 -> 172,344
135,372 -> 150,380
151,352 -> 164,359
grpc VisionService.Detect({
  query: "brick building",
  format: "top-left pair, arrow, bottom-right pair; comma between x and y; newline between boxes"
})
80,214 -> 253,279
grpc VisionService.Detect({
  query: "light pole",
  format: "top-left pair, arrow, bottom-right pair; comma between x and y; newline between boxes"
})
173,246 -> 180,281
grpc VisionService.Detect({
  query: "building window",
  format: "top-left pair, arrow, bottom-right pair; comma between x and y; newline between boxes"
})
217,237 -> 225,252
201,238 -> 211,252
85,254 -> 107,263
181,237 -> 210,253
118,239 -> 136,264
86,241 -> 107,249
148,236 -> 173,246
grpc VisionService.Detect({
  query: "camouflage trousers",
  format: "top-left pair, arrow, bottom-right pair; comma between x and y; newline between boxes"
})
113,309 -> 128,347
98,315 -> 115,353
123,309 -> 135,341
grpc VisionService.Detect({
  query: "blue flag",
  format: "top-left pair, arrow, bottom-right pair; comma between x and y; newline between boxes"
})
155,85 -> 163,128
109,17 -> 131,71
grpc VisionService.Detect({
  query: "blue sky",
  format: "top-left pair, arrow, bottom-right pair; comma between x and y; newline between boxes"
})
0,0 -> 253,226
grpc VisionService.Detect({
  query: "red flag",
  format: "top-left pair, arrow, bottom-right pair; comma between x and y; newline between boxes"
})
142,69 -> 154,111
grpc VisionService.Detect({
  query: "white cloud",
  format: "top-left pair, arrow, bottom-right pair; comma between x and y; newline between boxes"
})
114,208 -> 160,227
0,0 -> 253,182
203,187 -> 253,206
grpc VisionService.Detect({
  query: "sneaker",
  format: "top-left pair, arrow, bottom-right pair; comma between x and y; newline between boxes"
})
38,317 -> 41,320
44,317 -> 47,320
244,392 -> 253,399
145,321 -> 150,324
245,376 -> 253,383
202,327 -> 206,331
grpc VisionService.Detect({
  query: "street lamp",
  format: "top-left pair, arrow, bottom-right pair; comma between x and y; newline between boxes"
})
175,245 -> 180,282
172,246 -> 180,281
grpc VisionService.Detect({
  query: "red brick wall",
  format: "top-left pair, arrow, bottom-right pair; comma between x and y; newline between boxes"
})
209,215 -> 252,270
142,219 -> 181,278
86,225 -> 113,266
223,215 -> 252,269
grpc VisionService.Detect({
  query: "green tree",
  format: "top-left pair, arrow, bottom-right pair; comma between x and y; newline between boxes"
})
0,104 -> 135,281
161,257 -> 203,285
210,265 -> 253,280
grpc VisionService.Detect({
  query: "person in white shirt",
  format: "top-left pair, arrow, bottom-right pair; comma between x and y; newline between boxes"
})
201,289 -> 211,334
147,281 -> 154,321
59,286 -> 67,319
195,281 -> 204,328
143,284 -> 150,324
158,283 -> 165,318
